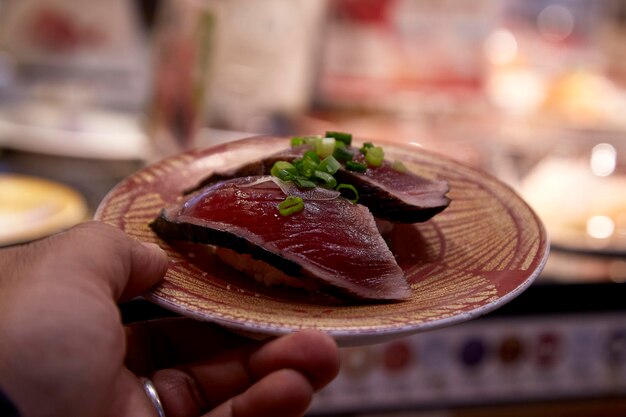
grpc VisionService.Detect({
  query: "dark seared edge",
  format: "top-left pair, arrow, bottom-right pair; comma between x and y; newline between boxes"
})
150,210 -> 303,276
333,169 -> 449,223
183,152 -> 296,194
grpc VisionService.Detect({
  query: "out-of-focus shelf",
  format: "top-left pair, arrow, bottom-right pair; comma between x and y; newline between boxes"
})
0,105 -> 148,160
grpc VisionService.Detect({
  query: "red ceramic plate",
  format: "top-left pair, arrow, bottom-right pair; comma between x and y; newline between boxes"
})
95,136 -> 549,346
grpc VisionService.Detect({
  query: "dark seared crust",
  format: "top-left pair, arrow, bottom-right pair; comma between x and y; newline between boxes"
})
150,209 -> 303,277
334,169 -> 450,223
183,160 -> 266,194
183,149 -> 301,194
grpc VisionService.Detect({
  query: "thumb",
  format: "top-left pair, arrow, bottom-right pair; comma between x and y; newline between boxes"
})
42,221 -> 169,301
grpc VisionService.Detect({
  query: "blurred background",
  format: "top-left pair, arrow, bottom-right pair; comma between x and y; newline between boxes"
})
1,0 -> 626,415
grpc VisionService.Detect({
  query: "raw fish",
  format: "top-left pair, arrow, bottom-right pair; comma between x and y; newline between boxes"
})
186,144 -> 450,223
152,176 -> 410,300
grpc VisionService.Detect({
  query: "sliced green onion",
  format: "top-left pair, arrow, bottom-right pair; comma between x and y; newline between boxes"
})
302,150 -> 321,164
365,146 -> 384,168
333,142 -> 355,162
296,158 -> 318,178
292,176 -> 316,189
303,135 -> 323,146
359,142 -> 374,154
291,135 -> 322,147
313,170 -> 337,189
325,131 -> 352,146
336,183 -> 359,204
346,161 -> 367,172
271,161 -> 297,181
318,155 -> 341,175
290,137 -> 304,146
315,137 -> 336,158
278,196 -> 304,216
392,160 -> 407,173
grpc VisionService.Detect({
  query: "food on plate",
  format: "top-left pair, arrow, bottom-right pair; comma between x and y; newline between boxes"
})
151,132 -> 450,301
186,132 -> 450,223
151,176 -> 410,300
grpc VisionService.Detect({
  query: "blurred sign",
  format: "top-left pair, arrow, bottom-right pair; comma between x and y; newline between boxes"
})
316,0 -> 497,111
0,0 -> 149,159
0,0 -> 149,109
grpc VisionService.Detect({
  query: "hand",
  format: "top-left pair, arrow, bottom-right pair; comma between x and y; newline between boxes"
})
0,221 -> 340,417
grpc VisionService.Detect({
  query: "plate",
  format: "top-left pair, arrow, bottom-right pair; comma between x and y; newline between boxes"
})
95,136 -> 549,346
518,132 -> 626,257
0,174 -> 88,246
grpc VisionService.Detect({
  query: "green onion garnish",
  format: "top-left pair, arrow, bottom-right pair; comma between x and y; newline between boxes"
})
315,137 -> 336,158
302,150 -> 321,163
392,160 -> 407,173
313,170 -> 337,189
292,176 -> 316,189
336,183 -> 359,204
325,131 -> 352,146
292,150 -> 321,178
278,196 -> 304,216
296,158 -> 318,178
318,155 -> 341,175
346,161 -> 367,172
291,137 -> 304,146
291,135 -> 322,147
365,146 -> 384,168
333,141 -> 355,162
359,142 -> 374,154
270,161 -> 297,181
280,133 -> 374,199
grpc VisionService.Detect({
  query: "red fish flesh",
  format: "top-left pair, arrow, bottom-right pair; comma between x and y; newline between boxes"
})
186,144 -> 450,223
151,176 -> 411,300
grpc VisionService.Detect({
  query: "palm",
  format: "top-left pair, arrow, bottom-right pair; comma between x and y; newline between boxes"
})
0,222 -> 339,417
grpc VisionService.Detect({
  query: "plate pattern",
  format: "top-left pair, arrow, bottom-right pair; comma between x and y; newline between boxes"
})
96,136 -> 548,345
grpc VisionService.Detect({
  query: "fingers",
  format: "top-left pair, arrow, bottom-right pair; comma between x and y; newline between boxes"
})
108,368 -> 164,417
124,241 -> 170,300
211,369 -> 313,417
149,368 -> 314,417
40,221 -> 168,300
0,222 -> 169,417
127,318 -> 339,391
148,329 -> 339,417
125,318 -> 254,375
248,329 -> 339,391
148,369 -> 208,417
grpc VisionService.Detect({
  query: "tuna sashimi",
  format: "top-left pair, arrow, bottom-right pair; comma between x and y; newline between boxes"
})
151,176 -> 410,300
186,144 -> 450,223
334,154 -> 450,223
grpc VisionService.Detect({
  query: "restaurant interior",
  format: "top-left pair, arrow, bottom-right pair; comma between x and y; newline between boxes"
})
1,0 -> 626,415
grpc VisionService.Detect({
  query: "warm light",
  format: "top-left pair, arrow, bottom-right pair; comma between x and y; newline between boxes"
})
617,212 -> 626,236
537,5 -> 574,42
587,215 -> 615,239
485,29 -> 518,65
609,260 -> 626,283
590,143 -> 617,177
487,70 -> 545,114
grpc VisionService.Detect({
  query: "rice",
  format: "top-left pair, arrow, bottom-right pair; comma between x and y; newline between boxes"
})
215,247 -> 319,291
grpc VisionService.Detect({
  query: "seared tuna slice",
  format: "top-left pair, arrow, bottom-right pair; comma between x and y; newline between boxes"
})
152,176 -> 410,301
186,145 -> 450,223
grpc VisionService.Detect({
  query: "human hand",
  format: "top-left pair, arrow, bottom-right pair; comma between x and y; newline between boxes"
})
0,221 -> 340,417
